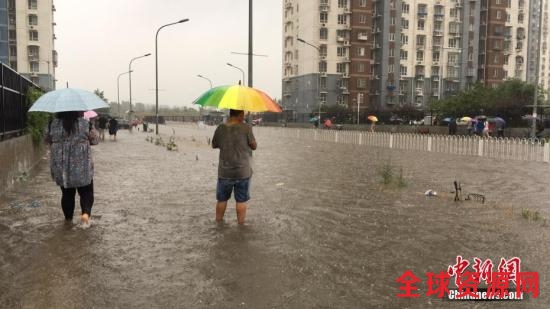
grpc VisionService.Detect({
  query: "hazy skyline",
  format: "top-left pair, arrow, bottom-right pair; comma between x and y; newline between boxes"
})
54,0 -> 283,109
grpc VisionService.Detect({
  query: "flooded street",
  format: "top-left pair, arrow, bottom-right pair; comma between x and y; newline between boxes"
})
1,123 -> 549,308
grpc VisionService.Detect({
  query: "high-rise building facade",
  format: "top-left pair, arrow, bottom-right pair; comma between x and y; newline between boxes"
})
7,0 -> 56,90
0,0 -> 8,65
282,0 -> 373,121
283,0 -> 550,118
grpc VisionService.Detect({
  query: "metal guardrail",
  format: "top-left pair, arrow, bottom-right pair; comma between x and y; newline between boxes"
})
255,127 -> 550,163
0,63 -> 38,140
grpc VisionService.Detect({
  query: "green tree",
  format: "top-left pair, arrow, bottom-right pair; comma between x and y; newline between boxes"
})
25,87 -> 48,145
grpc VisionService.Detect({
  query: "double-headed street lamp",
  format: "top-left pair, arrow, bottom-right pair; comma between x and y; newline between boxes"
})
129,53 -> 151,122
117,70 -> 132,116
155,18 -> 190,135
197,74 -> 213,88
227,63 -> 245,85
297,37 -> 321,128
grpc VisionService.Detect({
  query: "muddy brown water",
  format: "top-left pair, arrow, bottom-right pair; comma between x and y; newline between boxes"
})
0,123 -> 549,308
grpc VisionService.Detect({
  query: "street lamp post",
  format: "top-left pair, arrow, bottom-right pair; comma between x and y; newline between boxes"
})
117,70 -> 132,117
155,19 -> 189,135
129,53 -> 151,123
197,74 -> 213,88
227,63 -> 245,85
297,37 -> 321,129
38,60 -> 52,90
197,74 -> 213,121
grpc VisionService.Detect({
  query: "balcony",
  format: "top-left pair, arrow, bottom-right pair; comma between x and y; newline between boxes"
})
358,34 -> 368,41
417,12 -> 428,19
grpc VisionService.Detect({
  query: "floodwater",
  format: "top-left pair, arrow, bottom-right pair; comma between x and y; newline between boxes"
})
0,123 -> 549,308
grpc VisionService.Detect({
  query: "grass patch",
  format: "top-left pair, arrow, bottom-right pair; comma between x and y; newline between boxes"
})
378,161 -> 408,189
378,161 -> 393,185
521,208 -> 544,224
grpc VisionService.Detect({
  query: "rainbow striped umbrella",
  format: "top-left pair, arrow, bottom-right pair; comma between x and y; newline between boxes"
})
194,85 -> 282,113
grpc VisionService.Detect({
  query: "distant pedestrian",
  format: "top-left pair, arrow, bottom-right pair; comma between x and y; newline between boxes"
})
98,116 -> 108,141
467,120 -> 474,135
496,121 -> 505,138
44,111 -> 99,225
448,119 -> 458,135
483,120 -> 490,137
108,117 -> 118,141
475,120 -> 485,136
212,109 -> 257,225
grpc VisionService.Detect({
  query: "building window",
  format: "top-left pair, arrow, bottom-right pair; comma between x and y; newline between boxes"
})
338,0 -> 348,8
320,28 -> 328,40
402,3 -> 409,14
400,65 -> 408,76
337,47 -> 346,57
319,61 -> 327,73
28,14 -> 38,26
400,50 -> 408,60
29,30 -> 38,41
320,77 -> 327,90
357,93 -> 364,104
357,47 -> 365,56
320,93 -> 327,104
30,61 -> 39,72
401,19 -> 409,29
357,63 -> 365,73
337,63 -> 346,73
337,14 -> 347,25
389,33 -> 395,41
320,12 -> 328,23
401,34 -> 408,45
389,48 -> 395,57
357,79 -> 367,88
320,45 -> 327,57
496,10 -> 502,20
359,15 -> 367,24
28,0 -> 37,10
359,0 -> 367,7
388,64 -> 394,73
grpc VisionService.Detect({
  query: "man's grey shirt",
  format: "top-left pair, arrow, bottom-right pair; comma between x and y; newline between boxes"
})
212,123 -> 255,179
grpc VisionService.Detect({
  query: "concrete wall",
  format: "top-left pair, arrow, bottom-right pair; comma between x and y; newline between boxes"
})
0,135 -> 44,196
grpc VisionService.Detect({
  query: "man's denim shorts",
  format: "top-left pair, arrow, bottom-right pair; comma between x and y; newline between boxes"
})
216,178 -> 251,203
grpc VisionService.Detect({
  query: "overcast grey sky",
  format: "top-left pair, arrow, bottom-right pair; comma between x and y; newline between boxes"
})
54,0 -> 282,108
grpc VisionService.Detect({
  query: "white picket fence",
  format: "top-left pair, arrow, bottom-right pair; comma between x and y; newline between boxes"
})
254,127 -> 550,163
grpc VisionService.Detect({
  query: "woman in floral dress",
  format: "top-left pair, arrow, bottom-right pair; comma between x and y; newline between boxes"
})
44,111 -> 99,225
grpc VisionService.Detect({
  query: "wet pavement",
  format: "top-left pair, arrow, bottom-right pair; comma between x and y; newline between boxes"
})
0,123 -> 549,308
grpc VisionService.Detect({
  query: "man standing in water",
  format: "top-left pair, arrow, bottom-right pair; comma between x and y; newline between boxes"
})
212,109 -> 257,225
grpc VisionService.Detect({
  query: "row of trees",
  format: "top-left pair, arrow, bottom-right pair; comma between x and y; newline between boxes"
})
430,80 -> 544,126
316,80 -> 545,126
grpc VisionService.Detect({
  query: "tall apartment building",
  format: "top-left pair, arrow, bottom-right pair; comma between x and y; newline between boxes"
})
6,0 -> 56,90
0,0 -> 8,64
526,0 -> 550,100
283,0 -> 550,117
282,0 -> 373,121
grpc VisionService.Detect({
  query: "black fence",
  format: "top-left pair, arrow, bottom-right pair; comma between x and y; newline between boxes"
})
0,63 -> 39,140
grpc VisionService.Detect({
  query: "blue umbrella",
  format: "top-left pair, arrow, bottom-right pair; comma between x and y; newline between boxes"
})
309,116 -> 319,123
28,88 -> 109,113
488,116 -> 505,125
